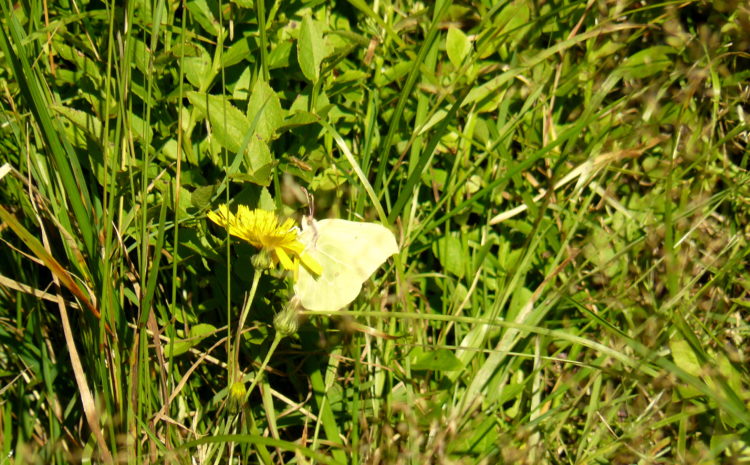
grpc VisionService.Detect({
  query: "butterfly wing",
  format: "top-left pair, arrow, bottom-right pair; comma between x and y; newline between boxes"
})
294,219 -> 398,311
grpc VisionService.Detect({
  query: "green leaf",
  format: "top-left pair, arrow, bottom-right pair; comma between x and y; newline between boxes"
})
268,41 -> 293,69
619,46 -> 674,80
258,187 -> 275,211
223,36 -> 253,68
127,110 -> 153,143
190,185 -> 216,210
187,92 -> 274,185
183,44 -> 211,88
247,78 -> 283,141
507,286 -> 532,322
187,92 -> 250,154
186,0 -> 218,36
279,111 -> 320,131
52,105 -> 103,139
297,15 -> 326,82
433,233 -> 465,279
228,138 -> 274,187
169,323 -> 217,357
446,26 -> 471,68
410,347 -> 463,372
670,337 -> 703,398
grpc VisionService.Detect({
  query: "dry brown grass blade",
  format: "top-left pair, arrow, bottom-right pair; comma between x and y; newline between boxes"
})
54,285 -> 114,464
0,273 -> 80,309
0,204 -> 101,320
22,204 -> 115,464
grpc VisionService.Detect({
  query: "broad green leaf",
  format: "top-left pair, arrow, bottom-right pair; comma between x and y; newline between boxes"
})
268,41 -> 293,69
446,27 -> 471,68
232,67 -> 252,100
184,44 -> 211,88
186,91 -> 250,154
279,111 -> 320,131
52,40 -> 103,86
670,337 -> 703,398
258,187 -> 275,211
227,138 -> 274,187
410,347 -> 463,372
169,323 -> 217,356
373,61 -> 411,88
487,0 -> 531,59
52,105 -> 102,138
434,233 -> 466,279
186,0 -> 218,36
187,92 -> 273,185
190,185 -> 216,210
507,286 -> 532,322
171,184 -> 192,217
247,79 -> 283,141
223,36 -> 253,68
297,15 -> 326,82
310,164 -> 347,191
159,138 -> 179,161
450,282 -> 473,309
418,109 -> 448,135
127,110 -> 153,143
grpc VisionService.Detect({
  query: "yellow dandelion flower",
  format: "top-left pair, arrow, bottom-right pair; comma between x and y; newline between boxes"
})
208,204 -> 321,274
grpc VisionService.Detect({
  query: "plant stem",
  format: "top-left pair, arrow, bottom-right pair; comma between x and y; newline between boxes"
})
231,268 -> 262,385
245,331 -> 283,399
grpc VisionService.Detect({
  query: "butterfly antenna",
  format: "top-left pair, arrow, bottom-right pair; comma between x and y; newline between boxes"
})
301,187 -> 315,218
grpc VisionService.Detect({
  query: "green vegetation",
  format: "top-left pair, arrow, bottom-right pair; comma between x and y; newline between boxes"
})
1,0 -> 749,463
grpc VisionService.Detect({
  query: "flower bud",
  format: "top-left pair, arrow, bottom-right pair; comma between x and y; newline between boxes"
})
251,249 -> 272,270
274,301 -> 300,338
228,380 -> 247,413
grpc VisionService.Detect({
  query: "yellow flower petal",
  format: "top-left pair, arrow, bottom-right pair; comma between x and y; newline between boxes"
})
208,204 -> 314,273
300,252 -> 322,276
276,247 -> 294,270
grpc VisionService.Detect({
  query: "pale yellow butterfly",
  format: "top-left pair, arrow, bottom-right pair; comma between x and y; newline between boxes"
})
294,216 -> 398,311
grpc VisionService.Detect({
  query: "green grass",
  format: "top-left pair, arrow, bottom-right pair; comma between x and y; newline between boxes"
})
1,0 -> 749,463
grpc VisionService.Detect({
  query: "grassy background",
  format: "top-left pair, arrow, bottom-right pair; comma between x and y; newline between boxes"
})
1,0 -> 749,463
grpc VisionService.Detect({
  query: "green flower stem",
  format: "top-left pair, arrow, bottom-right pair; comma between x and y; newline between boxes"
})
231,268 -> 262,385
244,331 -> 283,399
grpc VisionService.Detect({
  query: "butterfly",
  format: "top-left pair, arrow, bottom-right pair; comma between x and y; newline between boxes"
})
294,217 -> 398,311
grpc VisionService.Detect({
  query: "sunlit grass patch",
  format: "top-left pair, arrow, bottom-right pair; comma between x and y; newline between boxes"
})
1,0 -> 749,463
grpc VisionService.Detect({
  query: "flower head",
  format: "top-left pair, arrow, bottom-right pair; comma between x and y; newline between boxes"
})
208,205 -> 321,273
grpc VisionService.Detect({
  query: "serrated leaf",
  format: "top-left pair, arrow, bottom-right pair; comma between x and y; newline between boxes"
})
183,44 -> 211,88
247,78 -> 283,141
446,27 -> 471,68
187,92 -> 274,185
297,15 -> 326,82
187,92 -> 249,154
